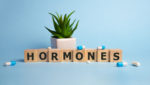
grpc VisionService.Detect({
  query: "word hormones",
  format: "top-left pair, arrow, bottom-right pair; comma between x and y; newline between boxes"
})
24,48 -> 122,62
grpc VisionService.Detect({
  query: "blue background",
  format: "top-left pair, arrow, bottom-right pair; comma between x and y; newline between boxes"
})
0,0 -> 150,85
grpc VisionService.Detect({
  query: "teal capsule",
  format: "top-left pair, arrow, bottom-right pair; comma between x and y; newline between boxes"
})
4,61 -> 16,66
97,45 -> 106,50
77,45 -> 85,50
117,62 -> 124,67
11,61 -> 16,66
102,45 -> 105,50
116,62 -> 128,67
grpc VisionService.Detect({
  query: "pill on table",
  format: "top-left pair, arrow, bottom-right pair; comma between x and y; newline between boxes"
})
48,47 -> 51,49
77,45 -> 85,50
97,45 -> 106,50
4,61 -> 16,66
123,62 -> 128,66
132,61 -> 140,67
116,62 -> 128,67
86,61 -> 91,64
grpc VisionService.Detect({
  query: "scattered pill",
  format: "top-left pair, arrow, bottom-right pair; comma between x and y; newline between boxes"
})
77,45 -> 85,50
48,47 -> 51,49
86,61 -> 91,64
123,62 -> 128,66
116,62 -> 128,67
82,45 -> 85,49
132,61 -> 140,67
4,61 -> 16,66
97,45 -> 106,50
4,62 -> 11,66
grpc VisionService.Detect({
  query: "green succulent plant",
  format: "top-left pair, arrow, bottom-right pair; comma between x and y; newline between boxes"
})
45,11 -> 79,38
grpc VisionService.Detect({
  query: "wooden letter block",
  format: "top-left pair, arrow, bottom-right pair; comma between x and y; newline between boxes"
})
48,49 -> 62,62
24,49 -> 38,62
37,49 -> 48,62
73,49 -> 85,62
85,49 -> 97,62
97,49 -> 109,62
109,49 -> 122,62
62,49 -> 73,62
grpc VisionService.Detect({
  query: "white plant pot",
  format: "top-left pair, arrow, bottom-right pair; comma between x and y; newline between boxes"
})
51,38 -> 76,49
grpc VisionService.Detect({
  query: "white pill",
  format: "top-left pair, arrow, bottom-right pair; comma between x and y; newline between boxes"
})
82,45 -> 85,49
132,61 -> 140,67
97,45 -> 106,50
97,46 -> 102,49
4,62 -> 11,66
123,62 -> 128,66
86,61 -> 91,64
48,47 -> 51,49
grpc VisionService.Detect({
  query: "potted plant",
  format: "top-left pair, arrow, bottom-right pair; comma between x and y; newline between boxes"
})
45,11 -> 79,49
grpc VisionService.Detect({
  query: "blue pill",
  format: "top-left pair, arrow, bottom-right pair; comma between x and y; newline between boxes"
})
77,45 -> 85,50
116,62 -> 124,67
102,45 -> 105,50
77,46 -> 83,50
10,61 -> 16,66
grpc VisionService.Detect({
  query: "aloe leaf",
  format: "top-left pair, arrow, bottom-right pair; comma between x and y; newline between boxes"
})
49,13 -> 59,23
45,26 -> 64,38
63,14 -> 67,30
67,10 -> 75,19
59,15 -> 66,33
52,17 -> 61,33
70,19 -> 76,27
54,35 -> 64,38
69,19 -> 76,31
45,26 -> 55,34
72,20 -> 79,32
55,12 -> 60,18
62,19 -> 70,37
63,14 -> 67,22
59,15 -> 63,27
66,19 -> 70,29
68,20 -> 79,37
67,22 -> 72,34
